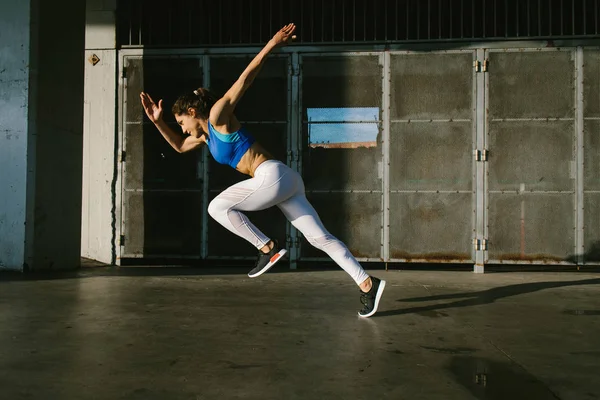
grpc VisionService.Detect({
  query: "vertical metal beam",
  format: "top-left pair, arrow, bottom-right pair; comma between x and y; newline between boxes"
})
594,1 -> 600,35
438,0 -> 442,39
516,0 -> 520,36
343,0 -> 346,41
575,47 -> 585,265
201,55 -> 211,259
504,0 -> 509,37
450,0 -> 453,38
527,0 -> 531,36
115,55 -> 127,265
321,0 -> 325,41
483,0 -> 486,37
461,0 -> 464,38
474,48 -> 487,273
428,0 -> 431,39
353,0 -> 356,41
363,0 -> 367,40
572,0 -> 575,35
406,0 -> 410,39
382,51 -> 391,262
289,53 -> 301,268
560,0 -> 564,35
538,0 -> 542,36
549,0 -> 552,36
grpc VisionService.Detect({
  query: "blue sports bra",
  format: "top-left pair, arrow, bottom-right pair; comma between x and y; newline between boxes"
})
206,122 -> 255,169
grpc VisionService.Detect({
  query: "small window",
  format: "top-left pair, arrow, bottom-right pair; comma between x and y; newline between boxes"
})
307,107 -> 380,149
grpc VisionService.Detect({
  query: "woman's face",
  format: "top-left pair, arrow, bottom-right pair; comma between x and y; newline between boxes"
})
175,110 -> 203,138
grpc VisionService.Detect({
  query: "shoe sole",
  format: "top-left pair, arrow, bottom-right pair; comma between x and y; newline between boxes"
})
358,279 -> 386,318
248,249 -> 288,278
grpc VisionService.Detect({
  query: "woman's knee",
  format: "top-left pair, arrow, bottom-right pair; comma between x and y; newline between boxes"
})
305,233 -> 345,252
207,197 -> 229,221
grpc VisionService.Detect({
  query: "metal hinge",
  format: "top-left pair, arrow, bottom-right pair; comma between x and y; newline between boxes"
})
119,151 -> 126,162
474,149 -> 488,161
122,67 -> 127,78
474,239 -> 488,251
473,59 -> 489,72
119,235 -> 125,246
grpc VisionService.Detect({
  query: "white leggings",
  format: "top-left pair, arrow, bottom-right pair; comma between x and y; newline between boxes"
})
207,160 -> 369,286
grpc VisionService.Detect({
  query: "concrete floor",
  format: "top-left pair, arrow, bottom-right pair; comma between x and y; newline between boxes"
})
1,266 -> 599,400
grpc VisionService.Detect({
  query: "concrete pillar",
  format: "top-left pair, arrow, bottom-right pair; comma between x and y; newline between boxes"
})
0,0 -> 85,271
0,1 -> 34,271
81,0 -> 117,264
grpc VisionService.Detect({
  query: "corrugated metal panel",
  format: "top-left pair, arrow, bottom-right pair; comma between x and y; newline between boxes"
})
118,0 -> 600,47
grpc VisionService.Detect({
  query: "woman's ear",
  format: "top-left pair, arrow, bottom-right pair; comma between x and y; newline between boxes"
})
187,107 -> 197,118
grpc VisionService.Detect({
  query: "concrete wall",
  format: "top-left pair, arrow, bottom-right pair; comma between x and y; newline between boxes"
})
0,0 -> 85,271
0,1 -> 34,271
81,0 -> 117,264
30,0 -> 86,270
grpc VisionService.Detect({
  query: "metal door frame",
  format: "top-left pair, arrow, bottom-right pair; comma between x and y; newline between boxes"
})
386,49 -> 479,266
117,51 -> 206,261
484,47 -> 580,266
297,52 -> 386,263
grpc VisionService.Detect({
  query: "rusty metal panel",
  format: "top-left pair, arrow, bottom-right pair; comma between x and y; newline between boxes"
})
300,193 -> 382,259
488,121 -> 575,192
302,56 -> 382,109
584,193 -> 600,262
388,52 -> 474,262
389,193 -> 473,261
488,51 -> 575,119
390,121 -> 472,191
584,120 -> 600,191
303,145 -> 381,191
123,191 -> 202,256
488,193 -> 575,261
122,56 -> 204,258
209,56 -> 288,122
390,52 -> 473,120
206,194 -> 287,258
583,49 -> 600,118
487,49 -> 576,264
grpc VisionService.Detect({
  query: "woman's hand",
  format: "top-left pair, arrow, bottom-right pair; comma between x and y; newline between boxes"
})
269,23 -> 296,47
140,92 -> 163,123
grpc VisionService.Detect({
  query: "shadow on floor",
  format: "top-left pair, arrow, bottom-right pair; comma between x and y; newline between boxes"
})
375,278 -> 600,317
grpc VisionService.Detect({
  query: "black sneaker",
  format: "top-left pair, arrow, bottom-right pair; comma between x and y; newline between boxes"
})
248,241 -> 287,278
358,276 -> 386,318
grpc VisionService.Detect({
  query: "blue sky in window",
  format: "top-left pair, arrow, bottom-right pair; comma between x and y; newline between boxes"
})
307,107 -> 380,144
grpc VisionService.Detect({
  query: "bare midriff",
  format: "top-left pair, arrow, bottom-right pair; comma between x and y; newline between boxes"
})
234,142 -> 274,177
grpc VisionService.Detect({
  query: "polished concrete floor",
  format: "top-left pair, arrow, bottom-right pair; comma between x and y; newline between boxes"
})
1,266 -> 599,400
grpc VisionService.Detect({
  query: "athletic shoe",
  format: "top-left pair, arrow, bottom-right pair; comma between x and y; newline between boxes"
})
358,276 -> 386,318
248,240 -> 287,278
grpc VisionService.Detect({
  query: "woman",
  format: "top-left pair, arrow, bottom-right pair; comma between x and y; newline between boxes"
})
139,23 -> 385,318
